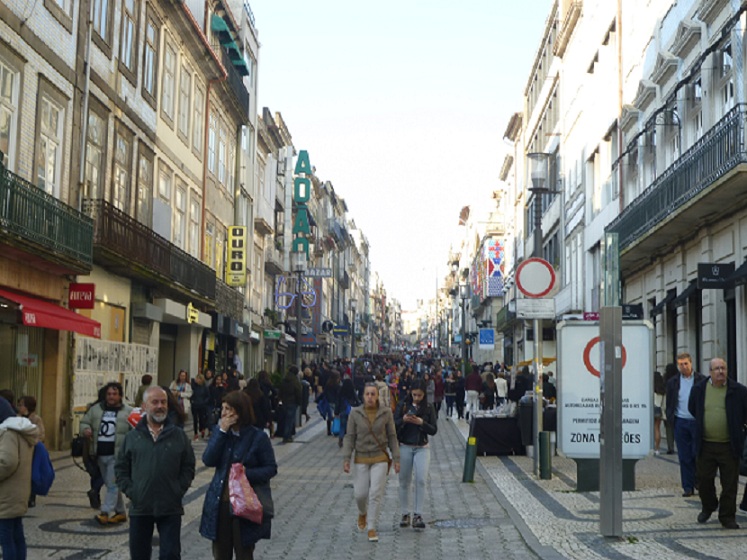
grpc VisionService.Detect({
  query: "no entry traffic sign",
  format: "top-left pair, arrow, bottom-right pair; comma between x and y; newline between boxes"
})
515,257 -> 556,298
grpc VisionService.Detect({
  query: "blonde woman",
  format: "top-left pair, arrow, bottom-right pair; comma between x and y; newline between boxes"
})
342,383 -> 400,543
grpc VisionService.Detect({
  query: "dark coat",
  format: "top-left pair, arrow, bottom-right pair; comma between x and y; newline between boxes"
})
200,425 -> 277,547
115,417 -> 195,517
394,398 -> 438,447
666,371 -> 706,422
278,374 -> 302,407
190,382 -> 211,409
688,376 -> 747,458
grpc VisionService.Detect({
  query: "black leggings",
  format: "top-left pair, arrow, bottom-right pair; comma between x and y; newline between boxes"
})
192,405 -> 208,434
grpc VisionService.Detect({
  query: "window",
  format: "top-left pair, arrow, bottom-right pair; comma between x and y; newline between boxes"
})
36,96 -> 65,197
174,182 -> 186,249
136,148 -> 153,227
189,196 -> 201,258
44,0 -> 73,32
119,0 -> 138,79
142,12 -> 159,104
193,86 -> 204,156
161,42 -> 176,121
218,121 -> 226,184
227,141 -> 235,189
204,220 -> 215,269
111,125 -> 133,212
158,162 -> 171,201
92,0 -> 112,51
85,110 -> 107,199
177,66 -> 191,141
0,60 -> 20,170
207,112 -> 217,173
215,224 -> 226,279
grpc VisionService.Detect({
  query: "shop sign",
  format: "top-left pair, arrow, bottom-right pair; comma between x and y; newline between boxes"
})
186,302 -> 199,324
697,262 -> 734,289
263,329 -> 282,340
292,150 -> 312,257
69,283 -> 95,309
226,226 -> 247,287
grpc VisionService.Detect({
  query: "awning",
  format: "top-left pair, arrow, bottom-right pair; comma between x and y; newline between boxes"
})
210,14 -> 232,44
672,281 -> 699,308
728,259 -> 747,286
0,288 -> 101,338
650,289 -> 676,318
233,58 -> 250,76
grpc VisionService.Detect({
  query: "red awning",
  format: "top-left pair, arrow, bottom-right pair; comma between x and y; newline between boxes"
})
0,288 -> 101,338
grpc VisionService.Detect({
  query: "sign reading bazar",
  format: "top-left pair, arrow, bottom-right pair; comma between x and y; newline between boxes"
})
292,150 -> 312,258
69,283 -> 95,309
226,226 -> 247,287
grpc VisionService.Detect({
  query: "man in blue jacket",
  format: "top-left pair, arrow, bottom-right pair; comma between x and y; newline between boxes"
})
116,386 -> 196,559
688,357 -> 747,529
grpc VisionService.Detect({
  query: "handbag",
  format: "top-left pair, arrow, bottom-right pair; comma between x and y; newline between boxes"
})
228,462 -> 263,524
331,416 -> 341,436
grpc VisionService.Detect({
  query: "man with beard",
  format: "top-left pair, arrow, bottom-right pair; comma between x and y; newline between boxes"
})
116,386 -> 196,559
80,382 -> 132,525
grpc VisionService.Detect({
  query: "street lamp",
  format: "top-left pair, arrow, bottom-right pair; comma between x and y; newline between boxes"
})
527,152 -> 551,259
459,282 -> 469,379
350,298 -> 357,360
291,251 -> 307,372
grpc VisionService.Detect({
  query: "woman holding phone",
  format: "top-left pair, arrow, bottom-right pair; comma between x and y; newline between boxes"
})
394,379 -> 438,530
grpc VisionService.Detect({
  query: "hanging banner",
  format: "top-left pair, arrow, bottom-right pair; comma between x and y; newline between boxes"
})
226,226 -> 247,287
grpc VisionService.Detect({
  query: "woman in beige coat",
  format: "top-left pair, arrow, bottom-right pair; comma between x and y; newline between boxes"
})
0,396 -> 39,559
342,383 -> 400,543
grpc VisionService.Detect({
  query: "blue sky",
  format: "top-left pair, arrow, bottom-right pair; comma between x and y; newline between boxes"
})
249,0 -> 552,310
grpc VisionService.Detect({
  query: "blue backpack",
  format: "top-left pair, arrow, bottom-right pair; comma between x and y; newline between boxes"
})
31,441 -> 55,496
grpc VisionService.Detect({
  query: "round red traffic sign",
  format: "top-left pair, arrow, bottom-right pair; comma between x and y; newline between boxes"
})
515,258 -> 556,298
582,336 -> 628,378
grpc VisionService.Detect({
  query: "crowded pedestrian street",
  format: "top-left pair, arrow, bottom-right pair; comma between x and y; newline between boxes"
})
14,405 -> 747,560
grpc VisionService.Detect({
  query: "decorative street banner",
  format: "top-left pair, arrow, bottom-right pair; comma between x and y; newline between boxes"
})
557,321 -> 653,460
486,239 -> 505,297
478,328 -> 495,349
226,226 -> 247,287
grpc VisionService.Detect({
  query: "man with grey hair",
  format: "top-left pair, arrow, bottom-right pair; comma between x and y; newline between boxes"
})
688,357 -> 747,529
116,386 -> 195,559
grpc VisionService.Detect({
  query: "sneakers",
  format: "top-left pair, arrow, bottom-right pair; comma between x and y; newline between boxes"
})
95,513 -> 109,525
412,514 -> 425,529
653,449 -> 660,456
357,514 -> 367,531
367,529 -> 378,542
108,513 -> 127,524
399,514 -> 410,527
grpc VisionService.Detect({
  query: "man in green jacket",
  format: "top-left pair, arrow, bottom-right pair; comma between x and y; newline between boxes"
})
115,386 -> 195,559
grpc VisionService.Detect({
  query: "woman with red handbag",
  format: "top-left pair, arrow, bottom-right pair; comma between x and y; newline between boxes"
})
200,391 -> 278,559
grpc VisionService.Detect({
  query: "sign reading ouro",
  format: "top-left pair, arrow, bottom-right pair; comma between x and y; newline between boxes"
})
226,226 -> 247,287
292,150 -> 312,258
557,321 -> 653,459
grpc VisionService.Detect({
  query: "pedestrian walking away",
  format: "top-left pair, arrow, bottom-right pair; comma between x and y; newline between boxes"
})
200,390 -> 277,560
342,382 -> 401,543
394,379 -> 437,530
115,386 -> 196,559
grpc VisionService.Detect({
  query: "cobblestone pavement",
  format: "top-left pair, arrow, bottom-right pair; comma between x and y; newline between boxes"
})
17,409 -> 747,559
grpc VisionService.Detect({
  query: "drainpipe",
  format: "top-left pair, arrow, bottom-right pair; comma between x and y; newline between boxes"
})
77,0 -> 94,211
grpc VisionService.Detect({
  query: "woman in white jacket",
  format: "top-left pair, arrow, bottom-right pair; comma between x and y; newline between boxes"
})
0,396 -> 39,560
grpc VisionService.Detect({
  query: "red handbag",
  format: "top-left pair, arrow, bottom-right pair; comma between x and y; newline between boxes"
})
228,462 -> 263,523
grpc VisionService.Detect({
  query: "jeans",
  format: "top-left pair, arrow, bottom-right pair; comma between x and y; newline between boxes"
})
398,444 -> 431,515
98,455 -> 125,515
339,413 -> 349,444
353,462 -> 388,531
674,417 -> 698,492
445,395 -> 455,417
129,514 -> 182,560
283,404 -> 298,440
0,517 -> 26,560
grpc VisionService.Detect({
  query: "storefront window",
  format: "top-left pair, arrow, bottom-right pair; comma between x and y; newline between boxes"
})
0,325 -> 44,405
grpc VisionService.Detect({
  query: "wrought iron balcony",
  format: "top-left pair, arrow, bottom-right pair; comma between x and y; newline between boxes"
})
83,199 -> 215,304
220,48 -> 249,121
216,279 -> 244,320
607,103 -> 747,273
0,157 -> 93,274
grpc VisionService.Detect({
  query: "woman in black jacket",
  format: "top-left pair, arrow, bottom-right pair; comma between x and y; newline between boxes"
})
394,379 -> 437,530
245,378 -> 272,433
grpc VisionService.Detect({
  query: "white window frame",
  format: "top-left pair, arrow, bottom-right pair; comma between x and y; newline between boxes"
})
92,0 -> 110,40
0,59 -> 20,171
85,109 -> 107,199
208,112 -> 217,173
193,85 -> 204,156
161,41 -> 176,122
36,96 -> 65,198
177,65 -> 191,141
188,195 -> 201,258
142,11 -> 158,103
136,149 -> 153,227
111,125 -> 132,212
174,181 -> 186,249
158,162 -> 172,202
119,0 -> 138,75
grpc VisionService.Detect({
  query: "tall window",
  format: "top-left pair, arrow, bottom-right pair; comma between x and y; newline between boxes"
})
161,42 -> 176,121
215,224 -> 226,279
142,12 -> 158,103
158,163 -> 171,202
204,221 -> 215,269
193,86 -> 204,156
207,112 -> 217,173
177,66 -> 191,141
85,110 -> 107,199
36,96 -> 64,197
92,0 -> 111,43
119,0 -> 138,77
136,149 -> 153,227
0,61 -> 20,170
218,121 -> 226,184
189,196 -> 200,258
112,126 -> 132,212
174,182 -> 186,249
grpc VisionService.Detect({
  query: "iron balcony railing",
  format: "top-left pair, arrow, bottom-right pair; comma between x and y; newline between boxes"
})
0,155 -> 93,271
216,279 -> 244,320
220,48 -> 249,120
608,103 -> 747,250
83,199 -> 216,301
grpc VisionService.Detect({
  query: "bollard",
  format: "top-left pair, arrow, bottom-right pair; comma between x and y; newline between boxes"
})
462,436 -> 477,482
539,431 -> 552,480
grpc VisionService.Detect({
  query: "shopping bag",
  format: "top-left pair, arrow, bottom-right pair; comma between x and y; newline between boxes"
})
331,416 -> 341,436
228,462 -> 263,523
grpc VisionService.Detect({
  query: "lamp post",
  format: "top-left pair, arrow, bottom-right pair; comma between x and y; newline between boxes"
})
350,298 -> 357,360
291,251 -> 307,372
459,282 -> 469,378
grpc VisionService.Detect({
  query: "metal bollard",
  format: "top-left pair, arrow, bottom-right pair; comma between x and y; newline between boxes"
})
539,431 -> 552,480
462,436 -> 477,482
